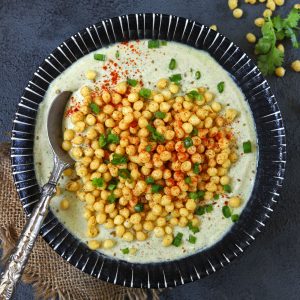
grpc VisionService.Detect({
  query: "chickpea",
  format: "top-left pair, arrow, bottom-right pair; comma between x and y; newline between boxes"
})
156,78 -> 168,89
291,60 -> 300,72
229,196 -> 242,208
254,18 -> 265,28
210,24 -> 217,31
169,83 -> 180,94
85,70 -> 97,80
182,122 -> 193,134
136,231 -> 147,241
160,102 -> 171,113
233,8 -> 243,19
80,86 -> 91,97
275,67 -> 285,77
103,239 -> 116,249
148,101 -> 159,112
88,240 -> 101,250
62,140 -> 72,151
60,198 -> 70,210
123,231 -> 134,242
162,235 -> 173,246
228,0 -> 238,10
266,0 -> 276,10
154,226 -> 165,238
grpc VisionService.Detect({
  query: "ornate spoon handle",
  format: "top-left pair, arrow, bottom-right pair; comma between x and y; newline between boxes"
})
0,156 -> 67,299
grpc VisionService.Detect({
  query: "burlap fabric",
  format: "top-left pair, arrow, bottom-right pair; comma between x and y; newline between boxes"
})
0,143 -> 160,299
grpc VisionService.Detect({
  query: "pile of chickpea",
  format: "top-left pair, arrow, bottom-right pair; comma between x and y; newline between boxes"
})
61,76 -> 241,251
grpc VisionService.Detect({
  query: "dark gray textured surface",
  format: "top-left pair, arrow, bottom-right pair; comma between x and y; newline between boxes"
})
0,0 -> 299,299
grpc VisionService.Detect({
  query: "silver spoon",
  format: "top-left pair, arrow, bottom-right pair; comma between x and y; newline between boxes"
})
0,91 -> 73,299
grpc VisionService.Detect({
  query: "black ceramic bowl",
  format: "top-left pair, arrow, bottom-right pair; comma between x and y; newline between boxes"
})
11,13 -> 286,288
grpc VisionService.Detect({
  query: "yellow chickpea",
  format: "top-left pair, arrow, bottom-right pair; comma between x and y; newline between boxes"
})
63,129 -> 75,141
160,102 -> 171,113
103,239 -> 116,249
233,8 -> 243,19
85,70 -> 97,80
62,140 -> 72,151
123,231 -> 134,242
154,226 -> 165,238
266,0 -> 276,10
136,231 -> 147,241
229,196 -> 242,208
162,234 -> 173,246
169,83 -> 180,94
87,240 -> 101,250
156,78 -> 168,89
182,122 -> 193,134
254,18 -> 265,27
228,0 -> 238,10
277,44 -> 284,53
80,86 -> 91,97
275,67 -> 285,77
148,101 -> 159,112
60,198 -> 70,210
291,60 -> 300,72
225,109 -> 238,122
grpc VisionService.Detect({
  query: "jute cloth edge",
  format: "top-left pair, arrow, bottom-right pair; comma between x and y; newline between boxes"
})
0,143 -> 162,300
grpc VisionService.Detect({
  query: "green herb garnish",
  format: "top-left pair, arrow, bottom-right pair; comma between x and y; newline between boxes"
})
145,176 -> 155,184
231,214 -> 240,222
121,248 -> 129,254
94,53 -> 106,61
190,128 -> 199,136
145,145 -> 152,152
118,169 -> 131,179
187,90 -> 203,101
111,153 -> 128,165
151,184 -> 163,193
127,78 -> 138,87
139,88 -> 152,98
154,111 -> 166,119
160,40 -> 168,46
214,194 -> 220,200
243,141 -> 252,153
188,235 -> 197,244
183,137 -> 193,148
222,205 -> 232,218
205,204 -> 213,213
188,221 -> 200,234
195,71 -> 201,79
184,177 -> 191,184
115,50 -> 120,58
169,58 -> 176,70
172,232 -> 183,247
107,178 -> 118,191
146,125 -> 165,143
223,184 -> 232,193
107,194 -> 117,203
134,203 -> 144,212
195,206 -> 205,216
89,103 -> 100,114
193,163 -> 200,174
148,40 -> 160,48
188,190 -> 204,200
98,134 -> 107,148
107,133 -> 120,144
92,177 -> 104,187
169,74 -> 182,83
217,81 -> 225,93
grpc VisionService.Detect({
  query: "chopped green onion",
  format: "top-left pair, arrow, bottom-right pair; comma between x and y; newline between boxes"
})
195,206 -> 205,216
146,125 -> 165,143
160,40 -> 168,46
127,78 -> 138,87
223,184 -> 232,193
111,153 -> 128,165
188,221 -> 200,234
107,179 -> 118,191
169,74 -> 182,83
94,53 -> 106,61
231,214 -> 239,222
134,203 -> 144,212
188,235 -> 197,244
139,88 -> 152,98
154,111 -> 166,119
172,232 -> 183,247
145,145 -> 152,152
115,50 -> 120,58
184,177 -> 191,184
145,176 -> 155,184
121,248 -> 129,254
187,90 -> 203,101
89,103 -> 100,114
195,71 -> 201,79
243,141 -> 252,153
118,169 -> 131,179
169,58 -> 176,70
183,137 -> 193,148
98,134 -> 107,148
217,81 -> 225,93
193,163 -> 200,174
189,190 -> 205,200
148,40 -> 160,48
205,204 -> 213,213
92,177 -> 104,187
107,133 -> 120,144
222,205 -> 232,218
151,184 -> 163,193
108,194 -> 117,203
190,128 -> 198,136
214,194 -> 220,200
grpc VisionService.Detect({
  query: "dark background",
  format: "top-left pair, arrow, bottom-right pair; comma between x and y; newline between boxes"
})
0,0 -> 299,299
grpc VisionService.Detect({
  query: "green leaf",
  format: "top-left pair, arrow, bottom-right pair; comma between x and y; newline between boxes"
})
257,46 -> 284,75
139,88 -> 151,98
145,145 -> 152,152
222,205 -> 232,218
94,53 -> 106,61
92,177 -> 104,187
107,133 -> 120,144
285,8 -> 300,28
188,235 -> 197,244
193,163 -> 200,174
195,71 -> 201,80
223,184 -> 232,193
154,111 -> 166,119
243,140 -> 252,153
172,232 -> 183,247
98,134 -> 107,148
183,137 -> 193,148
134,203 -> 144,212
151,184 -> 163,193
214,194 -> 220,200
190,128 -> 199,136
195,206 -> 205,216
118,169 -> 131,179
169,74 -> 182,83
111,153 -> 128,165
108,178 -> 119,191
187,90 -> 203,101
127,78 -> 138,87
145,176 -> 155,184
89,103 -> 100,114
121,248 -> 129,254
148,40 -> 160,48
217,81 -> 225,93
188,221 -> 200,234
184,177 -> 191,184
205,204 -> 213,213
169,58 -> 176,70
108,194 -> 117,203
231,214 -> 240,222
146,125 -> 165,143
115,50 -> 120,58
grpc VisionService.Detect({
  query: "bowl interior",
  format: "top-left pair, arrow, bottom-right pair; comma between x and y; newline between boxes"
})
11,13 -> 286,288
